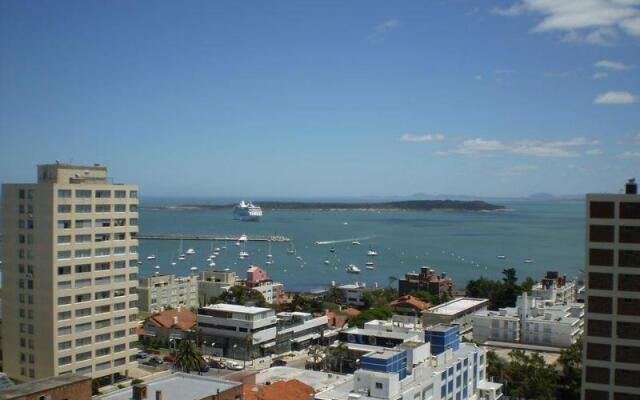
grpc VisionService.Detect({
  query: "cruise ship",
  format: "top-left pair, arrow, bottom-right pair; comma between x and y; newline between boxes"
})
233,200 -> 263,221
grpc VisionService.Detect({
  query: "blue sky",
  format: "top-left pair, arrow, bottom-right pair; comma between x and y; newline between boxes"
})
1,0 -> 639,198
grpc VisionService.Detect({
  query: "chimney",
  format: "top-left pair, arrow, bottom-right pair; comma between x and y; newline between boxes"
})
155,390 -> 163,400
626,178 -> 637,195
133,384 -> 148,400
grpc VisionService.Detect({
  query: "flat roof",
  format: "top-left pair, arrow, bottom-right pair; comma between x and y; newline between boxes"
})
363,349 -> 403,360
425,297 -> 488,316
0,374 -> 89,399
98,373 -> 240,400
255,367 -> 350,392
342,327 -> 419,340
201,303 -> 272,314
427,324 -> 458,333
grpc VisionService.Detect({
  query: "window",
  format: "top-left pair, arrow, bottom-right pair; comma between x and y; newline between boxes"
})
96,190 -> 111,198
375,382 -> 383,389
95,204 -> 111,212
588,296 -> 612,314
57,235 -> 71,244
76,190 -> 91,198
115,190 -> 126,198
57,311 -> 71,321
618,298 -> 640,316
129,190 -> 138,198
96,319 -> 111,329
58,341 -> 72,351
96,347 -> 111,357
114,204 -> 126,212
75,264 -> 91,273
95,291 -> 110,300
620,226 -> 640,244
57,251 -> 71,260
75,219 -> 91,228
58,296 -> 71,305
76,351 -> 92,362
114,247 -> 126,255
615,369 -> 640,388
620,202 -> 640,219
130,218 -> 138,226
58,326 -> 72,336
96,333 -> 111,342
130,204 -> 138,212
619,274 -> 640,292
617,322 -> 640,339
57,204 -> 71,213
58,220 -> 71,229
114,260 -> 126,269
590,201 -> 615,218
96,248 -> 110,257
58,189 -> 72,198
95,305 -> 111,313
75,278 -> 91,288
57,281 -> 72,290
589,272 -> 613,290
616,345 -> 640,364
586,343 -> 611,361
96,219 -> 111,227
95,277 -> 111,286
58,356 -> 72,365
75,204 -> 91,213
619,250 -> 640,268
95,262 -> 111,271
589,248 -> 614,266
76,322 -> 92,332
114,344 -> 126,353
75,249 -> 91,258
590,225 -> 614,242
75,337 -> 92,347
58,266 -> 71,275
75,293 -> 91,303
75,308 -> 91,318
587,319 -> 612,337
114,232 -> 126,240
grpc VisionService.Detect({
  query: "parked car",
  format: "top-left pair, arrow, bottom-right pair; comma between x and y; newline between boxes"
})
226,360 -> 244,371
198,363 -> 210,373
163,354 -> 176,363
270,359 -> 287,367
208,359 -> 226,369
137,351 -> 149,359
146,357 -> 164,365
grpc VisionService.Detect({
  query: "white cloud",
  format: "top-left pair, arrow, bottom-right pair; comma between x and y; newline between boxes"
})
586,148 -> 603,155
594,59 -> 634,70
368,19 -> 399,42
592,72 -> 609,79
400,133 -> 446,142
436,136 -> 599,157
618,151 -> 640,159
491,3 -> 526,17
594,91 -> 638,104
492,0 -> 640,44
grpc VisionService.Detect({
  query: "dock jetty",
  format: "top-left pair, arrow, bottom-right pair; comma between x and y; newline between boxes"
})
137,234 -> 290,242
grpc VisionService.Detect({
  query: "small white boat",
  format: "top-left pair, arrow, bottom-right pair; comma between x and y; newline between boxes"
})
497,255 -> 506,260
186,248 -> 196,255
329,247 -> 336,253
239,234 -> 248,242
366,264 -> 375,270
154,265 -> 160,270
235,241 -> 241,246
154,271 -> 160,275
137,261 -> 143,265
523,259 -> 534,264
265,260 -> 273,265
213,252 -> 220,256
211,255 -> 217,259
365,261 -> 374,267
239,251 -> 249,258
170,262 -> 177,266
214,247 -> 221,252
324,259 -> 330,265
190,267 -> 198,271
146,255 -> 156,260
224,268 -> 230,271
345,264 -> 361,273
296,256 -> 302,261
287,242 -> 296,255
209,262 -> 216,267
352,241 -> 361,246
367,247 -> 378,257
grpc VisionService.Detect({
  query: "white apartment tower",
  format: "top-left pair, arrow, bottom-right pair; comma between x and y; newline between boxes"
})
0,163 -> 140,384
582,179 -> 640,400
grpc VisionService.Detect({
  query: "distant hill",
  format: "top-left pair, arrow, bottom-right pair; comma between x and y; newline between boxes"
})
153,199 -> 505,212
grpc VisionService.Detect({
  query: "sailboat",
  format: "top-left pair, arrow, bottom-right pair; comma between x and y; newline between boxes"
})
239,241 -> 249,259
266,241 -> 273,260
367,247 -> 378,257
523,258 -> 534,264
287,242 -> 295,255
497,244 -> 506,260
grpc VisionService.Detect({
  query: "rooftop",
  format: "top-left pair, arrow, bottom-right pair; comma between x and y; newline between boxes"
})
0,374 -> 89,399
243,380 -> 314,400
147,308 -> 196,331
342,327 -> 419,340
363,349 -> 404,360
201,303 -> 272,314
390,295 -> 430,311
425,297 -> 488,316
426,324 -> 459,334
254,367 -> 351,392
98,373 -> 240,400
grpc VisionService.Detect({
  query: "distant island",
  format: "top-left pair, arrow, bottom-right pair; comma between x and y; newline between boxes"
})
149,200 -> 504,212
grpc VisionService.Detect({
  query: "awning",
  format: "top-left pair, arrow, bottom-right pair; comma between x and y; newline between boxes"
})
292,332 -> 321,343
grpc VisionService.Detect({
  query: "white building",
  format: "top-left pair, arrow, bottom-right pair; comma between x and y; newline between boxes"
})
251,281 -> 284,305
275,311 -> 330,352
197,270 -> 238,306
529,271 -> 577,307
137,274 -> 198,312
197,303 -> 277,359
422,298 -> 488,329
472,293 -> 584,348
315,327 -> 502,400
337,282 -> 370,307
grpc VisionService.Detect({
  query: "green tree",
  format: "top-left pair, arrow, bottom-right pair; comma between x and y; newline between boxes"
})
410,290 -> 439,305
174,340 -> 205,374
290,294 -> 323,312
505,350 -> 557,400
387,275 -> 398,288
486,350 -> 507,383
218,285 -> 266,307
307,345 -> 325,370
324,286 -> 345,305
520,276 -> 537,294
556,338 -> 583,400
348,306 -> 393,328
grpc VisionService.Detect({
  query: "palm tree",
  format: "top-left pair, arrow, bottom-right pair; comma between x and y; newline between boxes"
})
329,341 -> 350,373
174,340 -> 205,374
307,345 -> 324,370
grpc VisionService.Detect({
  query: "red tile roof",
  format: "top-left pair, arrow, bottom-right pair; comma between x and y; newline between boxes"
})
147,308 -> 196,331
390,295 -> 430,311
243,380 -> 314,400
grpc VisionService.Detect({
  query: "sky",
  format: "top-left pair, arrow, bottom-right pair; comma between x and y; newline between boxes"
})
0,0 -> 639,198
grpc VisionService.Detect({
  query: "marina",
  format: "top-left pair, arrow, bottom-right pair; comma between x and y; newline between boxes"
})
137,233 -> 290,242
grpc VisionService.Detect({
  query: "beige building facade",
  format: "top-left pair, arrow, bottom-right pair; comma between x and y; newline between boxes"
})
582,179 -> 640,400
1,163 -> 139,383
137,274 -> 198,312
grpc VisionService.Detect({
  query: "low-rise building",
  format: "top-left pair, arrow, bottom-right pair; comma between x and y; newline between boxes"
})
530,271 -> 577,307
244,266 -> 285,305
337,282 -> 370,307
472,293 -> 584,348
275,312 -> 329,352
243,379 -> 314,400
338,318 -> 424,351
198,270 -> 239,306
197,303 -> 277,359
97,373 -> 243,400
141,307 -> 196,345
390,295 -> 430,315
422,297 -> 488,329
316,325 -> 502,400
137,274 -> 199,313
398,267 -> 453,298
0,374 -> 91,400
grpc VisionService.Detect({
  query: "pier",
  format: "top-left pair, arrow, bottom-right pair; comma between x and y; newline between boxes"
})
137,234 -> 290,242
